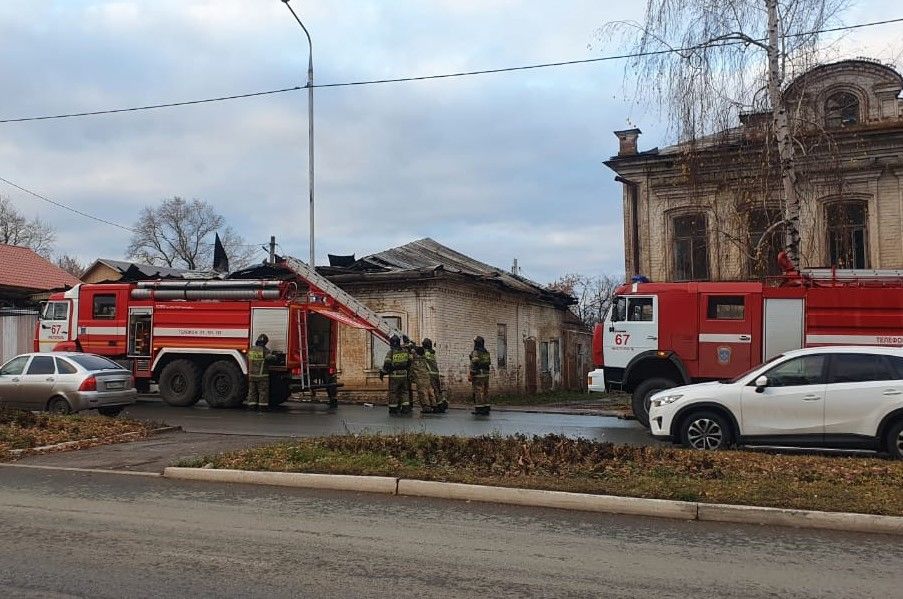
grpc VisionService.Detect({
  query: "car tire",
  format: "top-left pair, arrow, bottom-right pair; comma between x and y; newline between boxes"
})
98,406 -> 124,417
886,419 -> 903,460
159,359 -> 202,407
679,410 -> 734,451
632,377 -> 676,428
203,360 -> 247,409
47,396 -> 72,415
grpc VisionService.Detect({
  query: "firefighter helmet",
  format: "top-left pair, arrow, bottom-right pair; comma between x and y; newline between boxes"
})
255,334 -> 269,346
421,338 -> 433,350
389,335 -> 401,348
473,335 -> 485,349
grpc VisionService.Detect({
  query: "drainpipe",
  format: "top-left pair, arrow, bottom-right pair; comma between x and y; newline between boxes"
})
615,176 -> 640,275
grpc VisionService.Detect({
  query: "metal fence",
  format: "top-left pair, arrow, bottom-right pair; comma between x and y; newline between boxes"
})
0,310 -> 38,363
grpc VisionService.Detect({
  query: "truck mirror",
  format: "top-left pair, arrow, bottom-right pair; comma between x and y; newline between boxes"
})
755,375 -> 768,393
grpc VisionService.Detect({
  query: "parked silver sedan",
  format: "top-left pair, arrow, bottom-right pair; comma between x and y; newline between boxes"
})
0,352 -> 136,416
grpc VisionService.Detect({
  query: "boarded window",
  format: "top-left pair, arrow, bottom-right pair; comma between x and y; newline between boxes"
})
371,316 -> 402,369
550,339 -> 560,374
826,202 -> 868,269
497,323 -> 507,369
707,296 -> 745,320
540,341 -> 549,372
92,295 -> 117,320
672,214 -> 709,281
825,92 -> 860,128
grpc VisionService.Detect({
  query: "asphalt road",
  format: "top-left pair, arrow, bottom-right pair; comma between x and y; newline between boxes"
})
1,467 -> 901,599
121,398 -> 653,446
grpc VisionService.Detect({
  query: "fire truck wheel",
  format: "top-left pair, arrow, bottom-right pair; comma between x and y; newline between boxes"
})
886,419 -> 903,459
631,378 -> 675,428
679,410 -> 734,451
159,359 -> 202,407
203,360 -> 248,409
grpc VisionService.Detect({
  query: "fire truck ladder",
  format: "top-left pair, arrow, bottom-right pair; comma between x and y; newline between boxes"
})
802,268 -> 903,285
283,256 -> 403,341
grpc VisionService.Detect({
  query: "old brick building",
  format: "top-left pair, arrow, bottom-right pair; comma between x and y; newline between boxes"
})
606,59 -> 903,281
320,238 -> 590,400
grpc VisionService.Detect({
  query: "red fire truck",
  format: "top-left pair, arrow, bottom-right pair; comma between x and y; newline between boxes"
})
35,257 -> 399,408
589,266 -> 903,426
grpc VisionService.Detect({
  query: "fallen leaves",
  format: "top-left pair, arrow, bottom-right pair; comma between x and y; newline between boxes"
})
179,432 -> 903,516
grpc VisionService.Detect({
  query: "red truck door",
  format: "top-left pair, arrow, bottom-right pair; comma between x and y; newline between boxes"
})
697,293 -> 760,379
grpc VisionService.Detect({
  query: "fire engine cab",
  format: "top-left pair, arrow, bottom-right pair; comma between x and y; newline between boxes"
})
35,256 -> 400,409
589,267 -> 903,426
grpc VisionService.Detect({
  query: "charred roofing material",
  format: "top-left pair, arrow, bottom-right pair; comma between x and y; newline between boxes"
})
320,238 -> 575,308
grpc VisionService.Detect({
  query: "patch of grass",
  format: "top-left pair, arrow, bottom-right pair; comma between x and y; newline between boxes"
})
183,433 -> 903,516
0,407 -> 155,458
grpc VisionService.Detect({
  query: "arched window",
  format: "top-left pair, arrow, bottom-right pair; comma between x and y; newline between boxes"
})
747,209 -> 784,277
672,213 -> 709,281
826,201 -> 869,268
825,92 -> 860,128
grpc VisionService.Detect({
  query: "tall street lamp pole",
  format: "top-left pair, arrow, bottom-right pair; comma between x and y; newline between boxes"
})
281,0 -> 315,267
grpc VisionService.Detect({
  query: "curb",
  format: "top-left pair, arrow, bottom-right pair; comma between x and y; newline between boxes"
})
6,425 -> 181,457
396,479 -> 696,520
697,502 -> 903,535
158,468 -> 903,535
163,467 -> 398,494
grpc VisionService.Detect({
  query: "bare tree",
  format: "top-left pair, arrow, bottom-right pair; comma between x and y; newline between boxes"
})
548,273 -> 624,329
0,196 -> 56,257
603,0 -> 849,268
127,197 -> 259,270
56,254 -> 86,279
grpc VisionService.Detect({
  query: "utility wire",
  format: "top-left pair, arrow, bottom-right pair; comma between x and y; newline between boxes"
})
0,16 -> 901,124
0,175 -> 137,232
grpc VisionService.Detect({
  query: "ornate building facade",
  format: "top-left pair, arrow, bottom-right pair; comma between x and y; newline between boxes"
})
606,59 -> 903,281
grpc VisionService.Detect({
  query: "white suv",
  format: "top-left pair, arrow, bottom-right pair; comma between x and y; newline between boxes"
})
648,346 -> 903,458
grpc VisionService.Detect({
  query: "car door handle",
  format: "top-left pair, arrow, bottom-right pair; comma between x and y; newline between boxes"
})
646,336 -> 658,340
802,395 -> 821,401
45,377 -> 55,382
11,377 -> 20,382
883,390 -> 902,396
739,335 -> 751,341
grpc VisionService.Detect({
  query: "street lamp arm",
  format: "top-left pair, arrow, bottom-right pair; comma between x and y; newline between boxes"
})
282,1 -> 313,61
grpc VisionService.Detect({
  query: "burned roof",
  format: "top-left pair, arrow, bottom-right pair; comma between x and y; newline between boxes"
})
320,238 -> 575,307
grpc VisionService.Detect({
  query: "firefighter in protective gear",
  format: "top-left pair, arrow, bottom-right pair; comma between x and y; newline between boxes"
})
410,345 -> 438,414
380,335 -> 412,415
247,334 -> 271,409
422,338 -> 447,413
469,335 -> 491,415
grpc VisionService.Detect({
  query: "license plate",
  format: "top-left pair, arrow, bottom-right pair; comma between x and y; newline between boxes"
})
106,381 -> 125,390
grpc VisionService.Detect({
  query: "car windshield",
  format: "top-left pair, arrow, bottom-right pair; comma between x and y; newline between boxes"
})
723,354 -> 784,384
68,354 -> 124,371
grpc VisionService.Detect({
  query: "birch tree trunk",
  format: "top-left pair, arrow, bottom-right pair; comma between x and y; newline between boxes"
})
766,0 -> 802,269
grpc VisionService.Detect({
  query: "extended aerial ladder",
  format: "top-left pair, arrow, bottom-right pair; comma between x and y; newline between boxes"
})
282,256 -> 404,342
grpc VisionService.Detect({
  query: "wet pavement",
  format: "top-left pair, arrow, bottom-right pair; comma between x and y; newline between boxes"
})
121,396 -> 655,445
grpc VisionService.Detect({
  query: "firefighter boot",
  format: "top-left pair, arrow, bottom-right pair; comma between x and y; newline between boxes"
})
436,399 -> 449,413
388,405 -> 399,416
400,402 -> 413,415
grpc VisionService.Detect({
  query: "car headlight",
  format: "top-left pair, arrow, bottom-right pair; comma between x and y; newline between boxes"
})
650,394 -> 683,408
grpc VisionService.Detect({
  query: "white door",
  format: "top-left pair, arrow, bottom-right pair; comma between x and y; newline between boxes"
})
824,353 -> 902,437
763,298 -> 804,361
740,354 -> 826,437
251,308 -> 289,353
38,301 -> 71,352
604,295 -> 658,370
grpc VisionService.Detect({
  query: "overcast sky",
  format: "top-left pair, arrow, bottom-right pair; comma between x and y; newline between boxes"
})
0,1 -> 900,283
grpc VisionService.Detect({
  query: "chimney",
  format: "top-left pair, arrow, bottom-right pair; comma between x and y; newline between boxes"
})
614,128 -> 642,157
